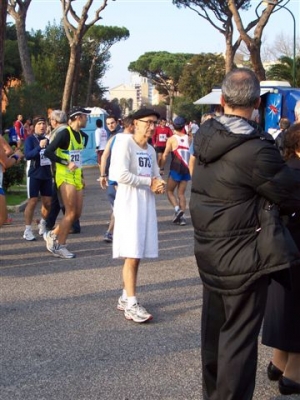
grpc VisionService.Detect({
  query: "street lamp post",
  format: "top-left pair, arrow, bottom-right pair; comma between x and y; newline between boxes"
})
263,0 -> 296,87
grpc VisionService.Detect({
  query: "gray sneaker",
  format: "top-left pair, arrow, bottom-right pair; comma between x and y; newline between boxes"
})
117,296 -> 127,311
179,216 -> 187,226
172,209 -> 184,224
103,232 -> 113,243
43,231 -> 57,253
52,244 -> 75,259
124,303 -> 153,323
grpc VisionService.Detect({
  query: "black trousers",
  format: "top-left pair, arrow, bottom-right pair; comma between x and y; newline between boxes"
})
201,276 -> 269,400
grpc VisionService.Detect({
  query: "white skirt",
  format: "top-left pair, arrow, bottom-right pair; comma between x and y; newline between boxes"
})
112,183 -> 158,259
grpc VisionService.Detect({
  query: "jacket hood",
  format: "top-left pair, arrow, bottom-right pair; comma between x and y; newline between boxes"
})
195,116 -> 274,164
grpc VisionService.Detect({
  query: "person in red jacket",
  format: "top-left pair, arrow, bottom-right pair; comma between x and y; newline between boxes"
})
14,114 -> 25,144
152,117 -> 173,172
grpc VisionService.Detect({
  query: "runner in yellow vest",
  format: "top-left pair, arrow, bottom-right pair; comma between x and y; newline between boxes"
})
44,107 -> 90,258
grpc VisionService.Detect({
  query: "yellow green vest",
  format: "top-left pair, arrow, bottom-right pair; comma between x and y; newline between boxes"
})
55,126 -> 84,187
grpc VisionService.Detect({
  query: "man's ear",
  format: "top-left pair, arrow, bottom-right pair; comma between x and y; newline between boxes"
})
220,95 -> 225,107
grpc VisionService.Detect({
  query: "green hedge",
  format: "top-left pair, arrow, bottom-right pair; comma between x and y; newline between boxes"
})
3,160 -> 26,191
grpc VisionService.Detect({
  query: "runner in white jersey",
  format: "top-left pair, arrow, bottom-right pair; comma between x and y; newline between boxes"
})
110,108 -> 165,323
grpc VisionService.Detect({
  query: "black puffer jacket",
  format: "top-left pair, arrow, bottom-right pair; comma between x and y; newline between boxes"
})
190,116 -> 300,295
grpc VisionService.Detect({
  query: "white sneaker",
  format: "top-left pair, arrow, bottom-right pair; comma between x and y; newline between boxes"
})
117,296 -> 127,311
38,219 -> 47,236
124,303 -> 153,323
23,229 -> 36,241
43,231 -> 57,253
52,244 -> 75,259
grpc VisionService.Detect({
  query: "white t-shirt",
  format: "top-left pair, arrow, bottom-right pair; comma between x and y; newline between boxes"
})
95,127 -> 108,150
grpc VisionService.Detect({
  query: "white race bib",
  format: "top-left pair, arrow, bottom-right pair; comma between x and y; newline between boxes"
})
69,150 -> 82,168
40,149 -> 52,166
136,152 -> 152,177
158,133 -> 167,142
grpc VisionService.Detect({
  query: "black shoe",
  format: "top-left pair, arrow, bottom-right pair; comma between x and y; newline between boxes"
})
267,361 -> 283,381
279,376 -> 300,395
69,229 -> 81,234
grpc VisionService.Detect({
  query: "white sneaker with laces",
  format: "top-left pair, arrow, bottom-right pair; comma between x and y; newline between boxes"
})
52,244 -> 75,259
43,231 -> 57,253
23,229 -> 36,241
117,296 -> 127,311
38,219 -> 47,236
124,303 -> 153,323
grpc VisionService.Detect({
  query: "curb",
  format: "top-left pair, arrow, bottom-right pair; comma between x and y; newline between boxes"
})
7,199 -> 28,213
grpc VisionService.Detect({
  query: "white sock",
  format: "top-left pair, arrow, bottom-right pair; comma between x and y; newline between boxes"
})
127,296 -> 137,308
175,206 -> 180,212
25,225 -> 32,231
121,289 -> 127,301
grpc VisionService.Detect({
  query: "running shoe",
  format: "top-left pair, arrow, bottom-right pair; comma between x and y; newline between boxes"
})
3,215 -> 13,225
23,229 -> 36,241
124,303 -> 153,323
104,232 -> 113,243
43,231 -> 57,253
52,244 -> 75,259
38,219 -> 47,236
117,296 -> 127,311
179,216 -> 187,226
172,209 -> 184,224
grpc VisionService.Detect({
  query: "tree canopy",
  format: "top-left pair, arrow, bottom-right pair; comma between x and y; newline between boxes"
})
178,53 -> 225,101
172,0 -> 291,80
129,51 -> 195,117
266,55 -> 300,87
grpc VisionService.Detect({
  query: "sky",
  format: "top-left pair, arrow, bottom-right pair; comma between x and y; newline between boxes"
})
7,0 -> 300,94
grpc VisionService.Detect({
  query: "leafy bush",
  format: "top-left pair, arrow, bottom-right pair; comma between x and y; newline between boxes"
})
3,160 -> 26,191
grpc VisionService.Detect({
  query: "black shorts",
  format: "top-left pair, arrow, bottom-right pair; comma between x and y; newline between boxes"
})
27,177 -> 52,198
155,146 -> 166,154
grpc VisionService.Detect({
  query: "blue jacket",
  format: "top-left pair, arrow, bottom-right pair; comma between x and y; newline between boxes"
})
25,134 -> 52,180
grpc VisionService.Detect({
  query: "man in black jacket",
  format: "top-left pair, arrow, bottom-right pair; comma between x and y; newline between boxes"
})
190,68 -> 300,400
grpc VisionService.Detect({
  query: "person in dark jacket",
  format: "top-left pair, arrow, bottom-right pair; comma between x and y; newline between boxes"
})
23,116 -> 52,241
190,68 -> 300,400
262,122 -> 300,395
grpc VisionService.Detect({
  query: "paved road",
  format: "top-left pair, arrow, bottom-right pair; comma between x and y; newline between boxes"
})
1,166 -> 299,400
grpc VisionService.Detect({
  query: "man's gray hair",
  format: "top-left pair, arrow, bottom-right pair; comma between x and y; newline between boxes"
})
50,109 -> 67,124
222,68 -> 260,109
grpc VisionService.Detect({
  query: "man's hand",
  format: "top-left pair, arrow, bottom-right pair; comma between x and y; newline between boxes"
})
67,161 -> 77,171
99,176 -> 107,189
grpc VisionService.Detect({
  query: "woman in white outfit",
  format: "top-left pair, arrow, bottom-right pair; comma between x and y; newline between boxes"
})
110,108 -> 165,323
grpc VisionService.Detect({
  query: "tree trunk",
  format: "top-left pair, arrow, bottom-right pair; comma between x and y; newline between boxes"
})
0,0 -> 8,128
248,40 -> 266,81
85,56 -> 96,107
62,44 -> 77,112
15,16 -> 35,84
225,39 -> 235,73
71,48 -> 82,107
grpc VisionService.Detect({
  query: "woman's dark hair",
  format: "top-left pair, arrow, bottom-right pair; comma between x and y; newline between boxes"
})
283,123 -> 300,161
96,119 -> 103,128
